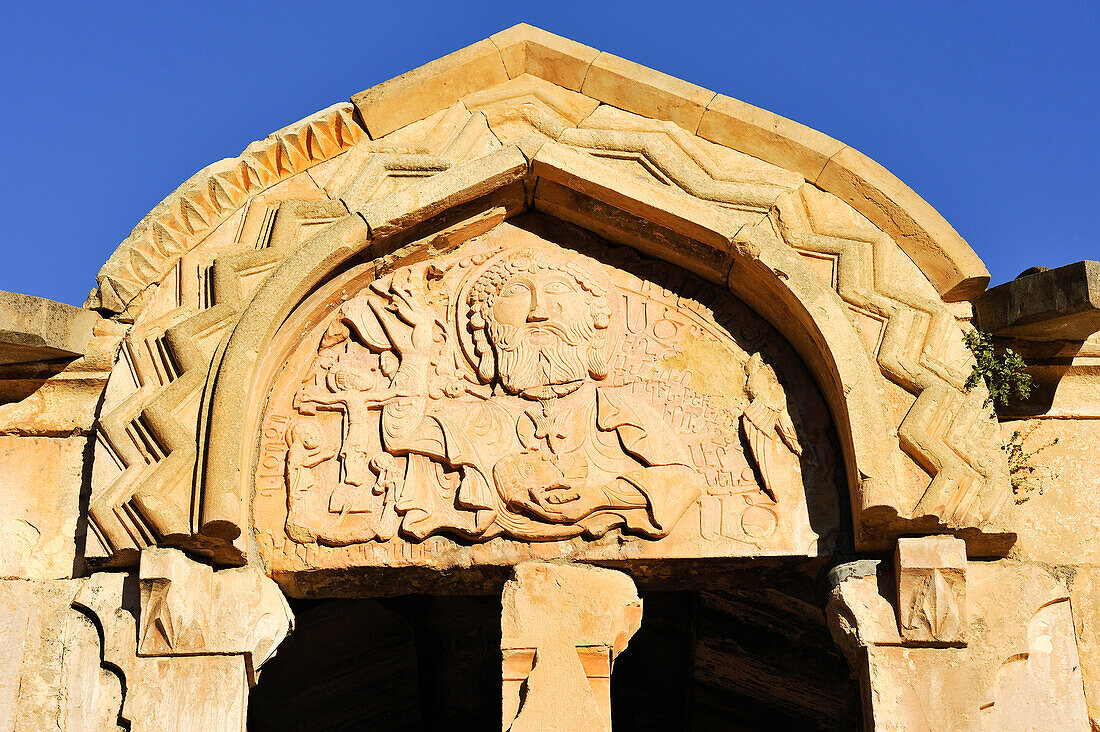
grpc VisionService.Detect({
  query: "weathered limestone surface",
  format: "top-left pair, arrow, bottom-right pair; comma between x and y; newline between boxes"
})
1003,418 -> 1100,566
0,580 -> 123,731
0,314 -> 121,435
2,22 -> 1099,732
0,291 -> 98,365
829,559 -> 1096,730
70,550 -> 293,731
352,39 -> 509,139
1071,567 -> 1100,728
998,330 -> 1100,419
490,24 -> 599,91
501,562 -> 642,730
0,437 -> 84,579
138,548 -> 293,682
975,260 -> 1100,341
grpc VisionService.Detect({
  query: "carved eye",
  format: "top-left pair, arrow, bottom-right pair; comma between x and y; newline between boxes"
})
543,280 -> 572,294
500,282 -> 530,297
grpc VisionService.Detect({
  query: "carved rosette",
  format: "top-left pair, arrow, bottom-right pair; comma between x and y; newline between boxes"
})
252,217 -> 839,576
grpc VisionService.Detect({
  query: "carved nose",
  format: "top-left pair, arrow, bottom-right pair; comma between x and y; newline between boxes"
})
527,292 -> 549,322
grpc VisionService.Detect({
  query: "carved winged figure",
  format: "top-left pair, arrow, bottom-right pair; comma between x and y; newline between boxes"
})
740,352 -> 805,502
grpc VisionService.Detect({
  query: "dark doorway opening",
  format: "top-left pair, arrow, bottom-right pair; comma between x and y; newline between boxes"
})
248,580 -> 860,731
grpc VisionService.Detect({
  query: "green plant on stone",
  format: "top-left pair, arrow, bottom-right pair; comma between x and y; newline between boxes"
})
963,329 -> 1032,408
1004,424 -> 1059,504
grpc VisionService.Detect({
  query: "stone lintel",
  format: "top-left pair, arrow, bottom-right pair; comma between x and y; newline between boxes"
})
0,290 -> 98,365
975,260 -> 1100,341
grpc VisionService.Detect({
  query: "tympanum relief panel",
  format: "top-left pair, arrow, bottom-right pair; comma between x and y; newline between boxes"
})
253,218 -> 839,577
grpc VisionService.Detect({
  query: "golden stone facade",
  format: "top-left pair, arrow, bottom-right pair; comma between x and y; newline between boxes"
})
1,25 -> 1098,730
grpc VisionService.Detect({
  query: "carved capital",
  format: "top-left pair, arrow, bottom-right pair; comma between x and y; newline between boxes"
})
138,548 -> 294,684
75,562 -> 294,731
895,535 -> 967,646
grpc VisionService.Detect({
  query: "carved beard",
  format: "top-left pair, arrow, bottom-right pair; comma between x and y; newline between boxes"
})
489,320 -> 599,397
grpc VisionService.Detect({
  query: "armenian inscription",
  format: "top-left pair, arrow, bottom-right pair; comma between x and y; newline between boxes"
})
254,219 -> 838,572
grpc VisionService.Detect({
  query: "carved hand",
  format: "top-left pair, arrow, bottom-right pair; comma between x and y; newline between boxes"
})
527,482 -> 606,523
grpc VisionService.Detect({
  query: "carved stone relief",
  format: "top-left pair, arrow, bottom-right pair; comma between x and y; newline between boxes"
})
827,560 -> 1094,731
253,216 -> 839,578
895,535 -> 967,646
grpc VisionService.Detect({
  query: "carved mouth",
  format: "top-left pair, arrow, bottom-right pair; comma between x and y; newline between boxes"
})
527,329 -> 560,346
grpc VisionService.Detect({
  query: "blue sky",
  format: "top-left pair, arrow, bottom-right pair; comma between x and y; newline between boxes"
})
2,1 -> 1096,305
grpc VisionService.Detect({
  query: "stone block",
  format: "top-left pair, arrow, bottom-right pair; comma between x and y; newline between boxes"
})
0,291 -> 98,366
975,260 -> 1100,341
69,558 -> 292,731
501,562 -> 642,731
825,561 -> 903,665
0,376 -> 104,436
0,318 -> 122,436
490,23 -> 599,91
828,560 -> 1093,730
357,145 -> 528,241
127,655 -> 248,732
1070,567 -> 1100,727
817,145 -> 990,302
581,52 -> 715,133
138,548 -> 293,683
0,579 -> 124,731
895,535 -> 967,646
697,94 -> 845,183
352,39 -> 508,139
0,436 -> 84,579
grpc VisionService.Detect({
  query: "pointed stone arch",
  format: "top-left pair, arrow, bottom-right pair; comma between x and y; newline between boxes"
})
85,25 -> 1011,570
193,144 -> 981,566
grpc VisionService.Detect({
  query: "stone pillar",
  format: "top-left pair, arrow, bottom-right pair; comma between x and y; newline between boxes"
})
74,549 -> 293,731
826,536 -> 1092,731
501,561 -> 642,731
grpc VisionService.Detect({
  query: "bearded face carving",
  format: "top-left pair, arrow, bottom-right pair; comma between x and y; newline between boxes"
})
467,251 -> 612,397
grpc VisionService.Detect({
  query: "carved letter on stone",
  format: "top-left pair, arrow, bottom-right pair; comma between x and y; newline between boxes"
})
501,562 -> 642,731
895,535 -> 967,646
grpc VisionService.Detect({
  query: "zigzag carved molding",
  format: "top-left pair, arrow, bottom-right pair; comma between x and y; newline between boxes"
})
89,103 -> 364,317
87,79 -> 1009,565
771,186 -> 1008,525
87,98 -> 511,564
88,201 -> 347,564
